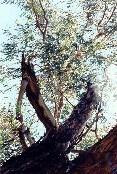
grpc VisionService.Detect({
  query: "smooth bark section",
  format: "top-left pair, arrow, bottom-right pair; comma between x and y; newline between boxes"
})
16,77 -> 35,150
16,79 -> 28,118
21,54 -> 56,131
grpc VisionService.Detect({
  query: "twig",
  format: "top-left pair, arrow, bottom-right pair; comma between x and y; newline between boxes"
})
32,0 -> 48,41
104,4 -> 117,27
102,25 -> 117,41
97,2 -> 107,28
53,85 -> 74,108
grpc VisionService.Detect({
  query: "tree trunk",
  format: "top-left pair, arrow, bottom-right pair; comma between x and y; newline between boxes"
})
1,125 -> 117,174
1,55 -> 117,174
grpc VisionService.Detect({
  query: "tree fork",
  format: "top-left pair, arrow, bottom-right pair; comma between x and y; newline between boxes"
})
1,55 -> 116,174
1,125 -> 117,174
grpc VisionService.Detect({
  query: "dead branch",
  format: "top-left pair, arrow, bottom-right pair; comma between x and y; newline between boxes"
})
21,54 -> 56,132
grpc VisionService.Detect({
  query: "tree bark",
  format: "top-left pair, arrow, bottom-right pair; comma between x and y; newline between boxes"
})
68,125 -> 117,174
1,125 -> 117,174
1,55 -> 116,174
21,54 -> 56,131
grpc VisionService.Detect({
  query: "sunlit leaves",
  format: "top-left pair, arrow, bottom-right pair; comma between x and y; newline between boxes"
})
0,107 -> 22,164
1,0 -> 117,164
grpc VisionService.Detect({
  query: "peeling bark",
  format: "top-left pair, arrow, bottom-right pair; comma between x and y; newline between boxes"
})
1,55 -> 116,174
21,54 -> 56,131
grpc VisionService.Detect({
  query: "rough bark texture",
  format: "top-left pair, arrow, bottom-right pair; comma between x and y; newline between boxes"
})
1,55 -> 117,174
21,54 -> 56,131
69,125 -> 117,174
1,125 -> 117,174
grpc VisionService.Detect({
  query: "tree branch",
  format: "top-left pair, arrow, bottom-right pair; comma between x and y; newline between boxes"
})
1,124 -> 117,174
16,64 -> 35,150
69,126 -> 117,174
97,2 -> 107,28
104,4 -> 117,27
31,0 -> 48,42
54,82 -> 101,152
21,54 -> 56,132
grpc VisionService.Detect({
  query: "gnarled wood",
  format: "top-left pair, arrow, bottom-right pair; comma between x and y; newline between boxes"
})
1,56 -> 116,174
21,54 -> 56,131
1,125 -> 117,174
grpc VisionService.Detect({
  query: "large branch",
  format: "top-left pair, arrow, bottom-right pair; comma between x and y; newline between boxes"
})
20,56 -> 101,151
1,61 -> 116,174
1,125 -> 117,174
19,55 -> 100,151
68,125 -> 117,174
3,54 -> 117,174
53,82 -> 100,152
21,54 -> 56,131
